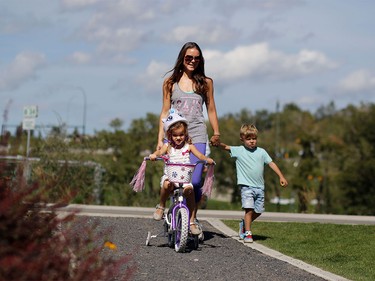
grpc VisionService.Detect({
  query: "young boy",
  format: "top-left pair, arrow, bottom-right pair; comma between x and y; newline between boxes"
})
219,124 -> 288,243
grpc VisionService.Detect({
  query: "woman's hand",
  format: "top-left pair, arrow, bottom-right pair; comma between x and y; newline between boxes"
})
210,135 -> 220,146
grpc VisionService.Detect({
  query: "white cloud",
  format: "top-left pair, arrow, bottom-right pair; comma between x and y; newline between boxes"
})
166,24 -> 240,44
337,69 -> 375,93
139,60 -> 169,91
67,51 -> 92,64
204,43 -> 337,83
0,52 -> 46,91
60,0 -> 99,9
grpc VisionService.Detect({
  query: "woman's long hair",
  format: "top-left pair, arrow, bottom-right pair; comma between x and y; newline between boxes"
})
165,42 -> 208,100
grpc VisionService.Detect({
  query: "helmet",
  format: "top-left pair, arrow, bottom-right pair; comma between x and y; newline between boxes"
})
162,108 -> 188,132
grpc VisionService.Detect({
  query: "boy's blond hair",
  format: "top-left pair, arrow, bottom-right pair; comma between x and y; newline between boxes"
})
240,124 -> 258,139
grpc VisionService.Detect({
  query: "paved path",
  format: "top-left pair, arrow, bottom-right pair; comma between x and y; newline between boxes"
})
57,204 -> 374,281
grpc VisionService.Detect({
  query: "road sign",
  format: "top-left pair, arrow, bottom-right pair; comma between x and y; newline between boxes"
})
23,105 -> 38,118
22,118 -> 36,130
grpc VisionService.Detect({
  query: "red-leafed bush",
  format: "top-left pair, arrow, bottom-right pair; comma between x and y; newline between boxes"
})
0,161 -> 135,281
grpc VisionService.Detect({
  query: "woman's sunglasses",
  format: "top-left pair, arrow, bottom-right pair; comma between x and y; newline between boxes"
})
184,55 -> 201,63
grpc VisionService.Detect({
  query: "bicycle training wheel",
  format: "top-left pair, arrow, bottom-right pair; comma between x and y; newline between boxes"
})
174,208 -> 189,253
164,217 -> 174,248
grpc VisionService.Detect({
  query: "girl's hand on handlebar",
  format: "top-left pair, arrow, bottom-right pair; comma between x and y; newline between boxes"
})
149,153 -> 157,161
206,157 -> 215,165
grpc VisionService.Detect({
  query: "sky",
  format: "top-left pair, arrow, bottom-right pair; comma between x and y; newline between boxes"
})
1,0 -> 375,135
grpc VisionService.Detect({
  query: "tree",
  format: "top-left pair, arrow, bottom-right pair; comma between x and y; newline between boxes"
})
109,118 -> 123,132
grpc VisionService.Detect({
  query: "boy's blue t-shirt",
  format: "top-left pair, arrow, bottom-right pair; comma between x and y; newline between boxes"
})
229,146 -> 272,189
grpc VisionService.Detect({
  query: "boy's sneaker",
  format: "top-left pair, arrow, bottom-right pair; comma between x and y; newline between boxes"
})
238,219 -> 245,240
244,231 -> 253,243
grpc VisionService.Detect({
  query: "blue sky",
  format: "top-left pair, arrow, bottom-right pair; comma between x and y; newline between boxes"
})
1,0 -> 375,135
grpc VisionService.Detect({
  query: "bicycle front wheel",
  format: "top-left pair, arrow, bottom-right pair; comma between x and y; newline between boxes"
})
174,208 -> 189,253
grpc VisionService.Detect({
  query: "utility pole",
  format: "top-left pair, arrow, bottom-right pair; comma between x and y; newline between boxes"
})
275,100 -> 280,158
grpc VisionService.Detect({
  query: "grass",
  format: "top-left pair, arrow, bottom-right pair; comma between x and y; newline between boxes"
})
205,199 -> 298,213
223,220 -> 375,281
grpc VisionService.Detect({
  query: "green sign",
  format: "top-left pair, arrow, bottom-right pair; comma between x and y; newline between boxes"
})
23,105 -> 38,118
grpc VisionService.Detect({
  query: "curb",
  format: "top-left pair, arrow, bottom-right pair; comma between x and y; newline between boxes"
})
205,218 -> 351,281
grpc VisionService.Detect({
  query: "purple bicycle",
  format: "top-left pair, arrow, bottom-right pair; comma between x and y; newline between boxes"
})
131,157 -> 215,253
147,159 -> 208,252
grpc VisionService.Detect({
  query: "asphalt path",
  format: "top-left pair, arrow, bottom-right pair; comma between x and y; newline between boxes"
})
58,205 -> 373,281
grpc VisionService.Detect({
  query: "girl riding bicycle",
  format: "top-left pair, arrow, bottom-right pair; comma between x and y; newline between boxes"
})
149,109 -> 214,235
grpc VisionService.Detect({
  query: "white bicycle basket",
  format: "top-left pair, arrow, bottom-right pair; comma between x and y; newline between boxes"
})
165,163 -> 195,184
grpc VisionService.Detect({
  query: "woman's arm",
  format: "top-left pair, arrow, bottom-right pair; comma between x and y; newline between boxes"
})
205,78 -> 220,146
157,79 -> 171,150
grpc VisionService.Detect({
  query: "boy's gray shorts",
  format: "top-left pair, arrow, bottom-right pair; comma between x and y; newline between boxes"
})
240,185 -> 265,213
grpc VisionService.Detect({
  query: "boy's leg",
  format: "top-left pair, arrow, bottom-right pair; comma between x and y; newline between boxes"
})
244,208 -> 252,232
243,208 -> 254,243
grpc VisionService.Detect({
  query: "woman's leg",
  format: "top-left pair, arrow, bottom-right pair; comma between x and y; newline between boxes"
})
190,143 -> 206,203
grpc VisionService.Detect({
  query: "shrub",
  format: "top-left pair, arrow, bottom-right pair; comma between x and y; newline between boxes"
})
0,161 -> 135,281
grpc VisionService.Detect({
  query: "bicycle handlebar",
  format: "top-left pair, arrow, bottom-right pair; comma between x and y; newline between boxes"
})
144,157 -> 215,165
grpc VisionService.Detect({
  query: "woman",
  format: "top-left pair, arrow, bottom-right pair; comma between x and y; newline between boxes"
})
155,42 -> 220,227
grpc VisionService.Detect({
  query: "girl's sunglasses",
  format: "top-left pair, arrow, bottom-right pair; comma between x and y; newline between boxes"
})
184,55 -> 201,63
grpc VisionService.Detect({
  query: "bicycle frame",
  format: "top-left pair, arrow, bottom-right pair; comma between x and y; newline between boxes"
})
166,185 -> 190,232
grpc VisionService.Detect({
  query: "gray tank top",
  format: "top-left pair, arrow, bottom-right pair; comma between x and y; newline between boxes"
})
170,83 -> 207,143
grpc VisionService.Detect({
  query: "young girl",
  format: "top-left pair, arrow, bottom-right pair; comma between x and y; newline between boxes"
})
150,109 -> 214,235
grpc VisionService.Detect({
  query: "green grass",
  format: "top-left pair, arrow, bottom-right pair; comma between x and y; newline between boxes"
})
223,220 -> 375,281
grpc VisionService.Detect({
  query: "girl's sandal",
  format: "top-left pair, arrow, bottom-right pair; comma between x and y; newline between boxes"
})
190,222 -> 202,235
153,204 -> 165,221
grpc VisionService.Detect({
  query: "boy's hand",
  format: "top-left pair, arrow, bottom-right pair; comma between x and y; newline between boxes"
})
280,178 -> 288,187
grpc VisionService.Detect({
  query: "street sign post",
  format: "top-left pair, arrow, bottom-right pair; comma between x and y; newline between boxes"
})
23,105 -> 38,158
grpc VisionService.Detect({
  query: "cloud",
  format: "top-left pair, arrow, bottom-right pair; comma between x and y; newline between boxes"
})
72,0 -> 162,62
0,52 -> 46,91
140,60 -> 169,90
204,43 -> 337,83
212,0 -> 304,14
337,69 -> 375,93
60,0 -> 99,10
166,23 -> 240,44
67,51 -> 92,64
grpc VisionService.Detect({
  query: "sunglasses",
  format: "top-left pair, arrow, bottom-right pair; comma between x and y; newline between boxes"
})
184,55 -> 201,63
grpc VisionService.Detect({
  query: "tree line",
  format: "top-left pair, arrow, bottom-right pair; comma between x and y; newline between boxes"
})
2,101 -> 375,215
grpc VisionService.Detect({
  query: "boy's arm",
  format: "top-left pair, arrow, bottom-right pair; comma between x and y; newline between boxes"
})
268,162 -> 288,187
219,142 -> 231,151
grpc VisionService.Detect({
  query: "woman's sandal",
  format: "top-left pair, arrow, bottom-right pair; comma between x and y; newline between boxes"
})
153,204 -> 165,221
190,222 -> 202,235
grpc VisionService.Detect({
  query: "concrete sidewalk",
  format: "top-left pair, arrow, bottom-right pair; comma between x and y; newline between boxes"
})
59,204 -> 375,225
